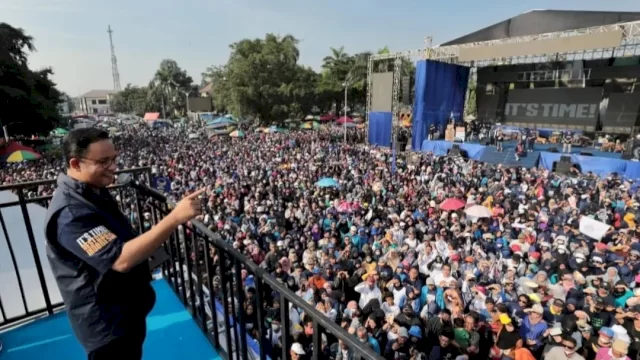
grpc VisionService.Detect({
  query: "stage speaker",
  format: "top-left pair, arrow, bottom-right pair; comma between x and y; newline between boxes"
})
448,144 -> 468,158
480,138 -> 490,145
548,147 -> 559,153
579,152 -> 593,156
560,155 -> 572,163
553,161 -> 573,175
449,144 -> 461,157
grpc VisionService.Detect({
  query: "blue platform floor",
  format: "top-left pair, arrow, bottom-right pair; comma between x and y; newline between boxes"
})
472,140 -> 624,159
0,280 -> 222,360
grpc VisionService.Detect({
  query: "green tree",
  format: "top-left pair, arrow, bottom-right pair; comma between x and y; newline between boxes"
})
110,84 -> 157,115
148,59 -> 193,118
0,23 -> 63,135
207,34 -> 304,123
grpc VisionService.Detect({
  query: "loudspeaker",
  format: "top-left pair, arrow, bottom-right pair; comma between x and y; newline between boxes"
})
480,138 -> 490,145
448,144 -> 468,158
579,152 -> 593,156
548,147 -> 559,153
560,155 -> 572,163
449,144 -> 461,157
554,161 -> 573,174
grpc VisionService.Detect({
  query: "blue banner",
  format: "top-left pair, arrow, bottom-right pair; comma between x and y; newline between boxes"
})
152,176 -> 171,192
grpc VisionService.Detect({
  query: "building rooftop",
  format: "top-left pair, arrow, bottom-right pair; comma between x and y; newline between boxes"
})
78,90 -> 118,98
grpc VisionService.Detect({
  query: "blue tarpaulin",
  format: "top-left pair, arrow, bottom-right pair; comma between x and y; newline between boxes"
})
420,140 -> 486,160
411,60 -> 470,150
624,161 -> 640,180
368,112 -> 393,147
539,152 -> 629,177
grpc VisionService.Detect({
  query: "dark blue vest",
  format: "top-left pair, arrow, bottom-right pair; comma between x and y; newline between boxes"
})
45,174 -> 155,352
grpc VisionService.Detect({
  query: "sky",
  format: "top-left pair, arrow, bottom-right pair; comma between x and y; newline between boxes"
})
3,0 -> 640,96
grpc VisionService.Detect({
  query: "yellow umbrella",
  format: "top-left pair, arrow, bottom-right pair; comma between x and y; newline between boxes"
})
5,150 -> 41,162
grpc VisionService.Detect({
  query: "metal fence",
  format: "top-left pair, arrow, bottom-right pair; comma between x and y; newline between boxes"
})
0,167 -> 152,328
0,168 -> 384,360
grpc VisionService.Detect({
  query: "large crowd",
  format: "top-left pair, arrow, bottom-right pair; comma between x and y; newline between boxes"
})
3,120 -> 640,360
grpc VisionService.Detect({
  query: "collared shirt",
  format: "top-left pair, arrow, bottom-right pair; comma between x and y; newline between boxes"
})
45,174 -> 155,352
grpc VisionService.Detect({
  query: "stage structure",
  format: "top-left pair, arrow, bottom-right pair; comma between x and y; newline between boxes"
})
366,10 -> 640,148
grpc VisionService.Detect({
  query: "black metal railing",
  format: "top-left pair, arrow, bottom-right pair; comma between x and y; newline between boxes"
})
0,167 -> 153,329
0,168 -> 384,360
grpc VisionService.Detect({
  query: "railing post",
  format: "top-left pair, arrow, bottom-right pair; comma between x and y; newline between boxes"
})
280,297 -> 290,360
203,241 -> 220,349
17,188 -> 54,315
0,210 -> 29,316
233,259 -> 248,360
253,277 -> 267,360
219,252 -> 234,357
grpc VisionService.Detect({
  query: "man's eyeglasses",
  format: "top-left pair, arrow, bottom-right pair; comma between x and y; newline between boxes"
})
81,156 -> 117,168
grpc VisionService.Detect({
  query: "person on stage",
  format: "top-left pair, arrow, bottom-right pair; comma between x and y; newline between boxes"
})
44,128 -> 204,360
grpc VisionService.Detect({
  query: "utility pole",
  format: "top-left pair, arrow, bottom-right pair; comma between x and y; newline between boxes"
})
108,25 -> 121,92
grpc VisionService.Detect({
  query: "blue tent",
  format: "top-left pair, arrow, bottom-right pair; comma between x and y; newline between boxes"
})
206,116 -> 238,129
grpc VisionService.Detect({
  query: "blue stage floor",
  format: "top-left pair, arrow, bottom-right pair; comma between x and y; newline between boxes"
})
471,140 -> 623,159
0,280 -> 222,360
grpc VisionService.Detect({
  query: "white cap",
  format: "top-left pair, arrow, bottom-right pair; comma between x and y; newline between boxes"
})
291,343 -> 306,355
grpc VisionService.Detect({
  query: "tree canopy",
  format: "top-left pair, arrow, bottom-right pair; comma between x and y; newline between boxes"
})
0,23 -> 64,135
201,34 -> 414,123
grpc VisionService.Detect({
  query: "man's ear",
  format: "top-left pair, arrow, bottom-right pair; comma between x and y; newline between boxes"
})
68,157 -> 81,170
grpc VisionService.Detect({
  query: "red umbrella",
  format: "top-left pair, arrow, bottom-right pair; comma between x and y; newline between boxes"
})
336,201 -> 361,213
319,114 -> 336,121
336,116 -> 353,124
439,198 -> 465,211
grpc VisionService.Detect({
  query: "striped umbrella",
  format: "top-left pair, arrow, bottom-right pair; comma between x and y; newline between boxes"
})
5,150 -> 41,162
229,130 -> 245,137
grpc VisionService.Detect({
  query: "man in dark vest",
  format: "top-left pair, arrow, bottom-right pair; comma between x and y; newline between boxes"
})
45,128 -> 203,359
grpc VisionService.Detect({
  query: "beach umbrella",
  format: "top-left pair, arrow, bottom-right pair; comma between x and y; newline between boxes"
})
4,150 -> 41,162
300,121 -> 320,130
304,115 -> 315,121
336,116 -> 354,124
51,128 -> 68,136
316,178 -> 339,188
229,130 -> 245,138
439,198 -> 465,211
464,205 -> 493,218
319,114 -> 335,121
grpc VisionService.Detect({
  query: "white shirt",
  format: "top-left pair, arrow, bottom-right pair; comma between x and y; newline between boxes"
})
354,282 -> 382,309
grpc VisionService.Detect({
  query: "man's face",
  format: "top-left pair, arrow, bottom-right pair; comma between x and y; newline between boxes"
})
72,139 -> 117,187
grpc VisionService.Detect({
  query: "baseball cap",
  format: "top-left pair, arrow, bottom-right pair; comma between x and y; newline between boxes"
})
398,327 -> 409,338
524,304 -> 544,315
599,327 -> 614,338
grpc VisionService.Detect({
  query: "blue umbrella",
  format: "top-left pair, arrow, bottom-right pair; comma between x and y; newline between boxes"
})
316,178 -> 339,188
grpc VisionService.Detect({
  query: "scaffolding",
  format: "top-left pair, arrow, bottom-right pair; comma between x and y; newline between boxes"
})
365,20 -> 640,145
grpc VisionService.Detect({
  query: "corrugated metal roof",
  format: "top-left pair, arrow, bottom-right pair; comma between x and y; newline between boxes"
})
442,10 -> 640,46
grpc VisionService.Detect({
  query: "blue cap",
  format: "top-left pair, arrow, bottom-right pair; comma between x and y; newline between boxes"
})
599,327 -> 614,338
312,267 -> 321,275
408,325 -> 422,338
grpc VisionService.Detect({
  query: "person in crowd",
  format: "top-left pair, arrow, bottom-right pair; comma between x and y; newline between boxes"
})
4,120 -> 640,360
